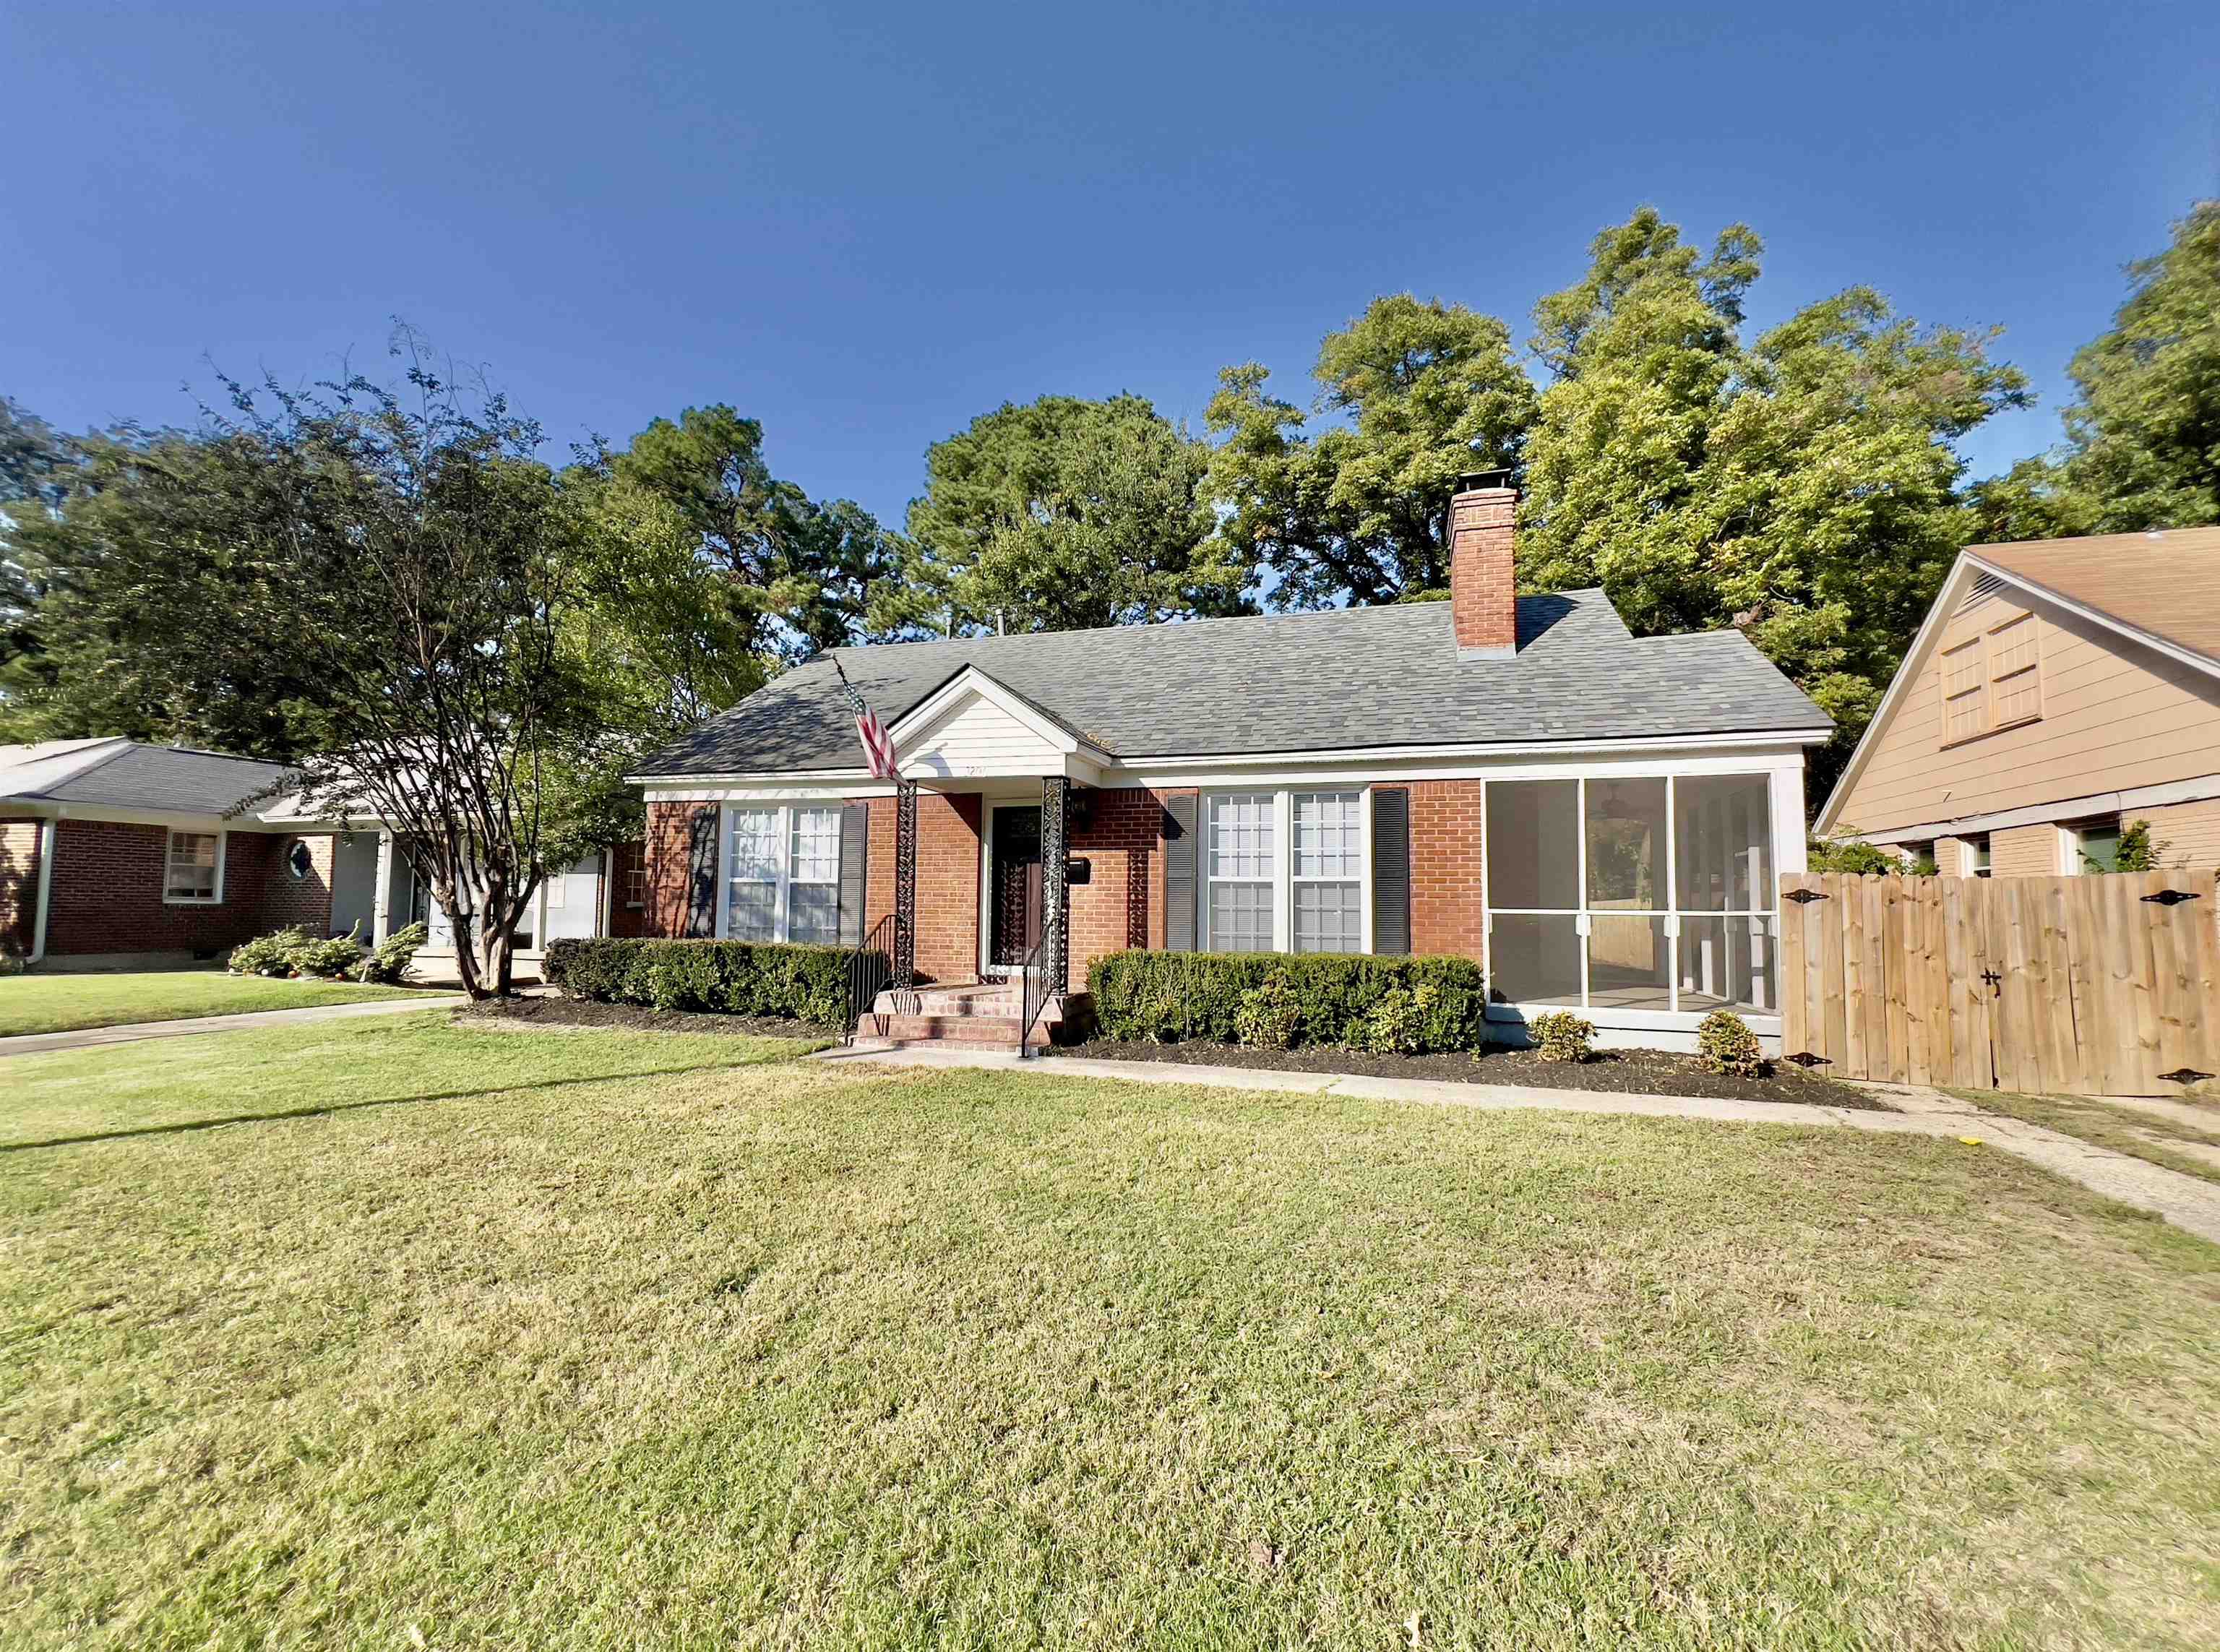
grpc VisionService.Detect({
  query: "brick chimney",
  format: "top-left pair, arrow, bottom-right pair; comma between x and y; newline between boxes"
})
1450,468 -> 1518,659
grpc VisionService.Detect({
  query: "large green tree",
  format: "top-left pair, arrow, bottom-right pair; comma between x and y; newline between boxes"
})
1975,200 -> 2220,539
602,405 -> 903,661
898,392 -> 1244,632
1204,294 -> 1536,608
1518,209 -> 2028,767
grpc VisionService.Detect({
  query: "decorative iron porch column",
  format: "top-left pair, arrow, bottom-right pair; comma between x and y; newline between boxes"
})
893,779 -> 918,988
1040,775 -> 1070,994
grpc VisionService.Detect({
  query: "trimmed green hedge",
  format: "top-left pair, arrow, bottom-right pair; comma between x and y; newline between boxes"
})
542,938 -> 883,1025
1086,950 -> 1492,1053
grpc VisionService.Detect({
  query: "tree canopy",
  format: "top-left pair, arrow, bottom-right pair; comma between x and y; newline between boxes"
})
898,392 -> 1244,633
1518,208 -> 2028,771
601,405 -> 903,661
1205,295 -> 1536,608
1976,200 -> 2220,539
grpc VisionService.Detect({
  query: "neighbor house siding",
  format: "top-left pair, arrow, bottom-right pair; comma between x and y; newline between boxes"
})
1,818 -> 41,957
1991,823 -> 2061,877
2138,798 -> 2220,868
1833,580 -> 2220,835
43,819 -> 288,957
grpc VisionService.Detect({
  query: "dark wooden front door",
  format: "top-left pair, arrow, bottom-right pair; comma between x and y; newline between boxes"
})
989,805 -> 1043,969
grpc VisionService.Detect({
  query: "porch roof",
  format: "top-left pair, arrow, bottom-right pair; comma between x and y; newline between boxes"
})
638,590 -> 1830,778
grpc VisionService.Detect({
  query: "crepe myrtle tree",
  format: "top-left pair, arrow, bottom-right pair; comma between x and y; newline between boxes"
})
77,339 -> 604,997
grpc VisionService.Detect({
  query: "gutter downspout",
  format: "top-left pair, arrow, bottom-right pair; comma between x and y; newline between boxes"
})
29,817 -> 56,965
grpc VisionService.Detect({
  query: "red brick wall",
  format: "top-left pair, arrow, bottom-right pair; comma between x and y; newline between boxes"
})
1450,485 -> 1518,655
1,818 -> 42,958
863,790 -> 984,982
259,835 -> 338,934
1066,786 -> 1173,991
1403,780 -> 1486,960
43,821 -> 307,958
642,801 -> 719,936
606,839 -> 651,937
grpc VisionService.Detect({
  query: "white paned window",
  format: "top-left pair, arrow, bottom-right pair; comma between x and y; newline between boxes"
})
786,807 -> 841,944
726,809 -> 780,941
1206,792 -> 1276,951
165,830 -> 222,903
1292,791 -> 1362,952
721,804 -> 846,944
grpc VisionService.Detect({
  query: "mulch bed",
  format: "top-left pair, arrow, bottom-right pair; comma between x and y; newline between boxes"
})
453,995 -> 839,1041
1046,1037 -> 1885,1109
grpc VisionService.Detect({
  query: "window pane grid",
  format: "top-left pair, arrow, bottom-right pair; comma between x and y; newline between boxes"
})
165,831 -> 220,900
726,808 -> 781,942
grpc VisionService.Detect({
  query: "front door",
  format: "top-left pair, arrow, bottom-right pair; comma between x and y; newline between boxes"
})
988,805 -> 1043,971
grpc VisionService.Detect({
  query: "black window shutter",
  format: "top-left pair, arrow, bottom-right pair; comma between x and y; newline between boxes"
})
684,806 -> 719,938
1372,788 -> 1411,955
838,801 -> 869,944
1163,793 -> 1197,951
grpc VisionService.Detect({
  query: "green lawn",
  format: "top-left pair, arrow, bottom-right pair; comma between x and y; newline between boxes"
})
1957,1087 -> 2220,1187
4,1020 -> 2218,1649
0,968 -> 426,1038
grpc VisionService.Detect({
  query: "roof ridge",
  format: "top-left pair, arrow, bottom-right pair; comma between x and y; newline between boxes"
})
826,589 -> 1608,654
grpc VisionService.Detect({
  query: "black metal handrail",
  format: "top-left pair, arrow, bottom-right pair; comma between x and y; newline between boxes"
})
843,914 -> 895,1045
1017,934 -> 1060,1058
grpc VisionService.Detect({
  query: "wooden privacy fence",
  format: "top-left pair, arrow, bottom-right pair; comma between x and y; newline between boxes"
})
1778,871 -> 2219,1096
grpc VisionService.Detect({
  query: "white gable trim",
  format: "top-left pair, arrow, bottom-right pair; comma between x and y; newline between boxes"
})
1818,550 -> 2220,835
886,666 -> 1106,757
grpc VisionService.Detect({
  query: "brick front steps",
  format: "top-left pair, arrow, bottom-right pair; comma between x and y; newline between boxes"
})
855,979 -> 1090,1051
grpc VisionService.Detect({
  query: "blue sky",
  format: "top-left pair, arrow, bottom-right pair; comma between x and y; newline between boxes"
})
6,1 -> 2216,529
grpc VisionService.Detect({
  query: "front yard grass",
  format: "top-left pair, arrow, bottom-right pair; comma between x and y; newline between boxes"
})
4,1023 -> 2218,1648
1956,1085 -> 2220,1187
0,968 -> 423,1039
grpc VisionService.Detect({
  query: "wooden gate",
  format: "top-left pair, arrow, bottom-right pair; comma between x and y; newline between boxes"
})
1778,872 -> 2219,1096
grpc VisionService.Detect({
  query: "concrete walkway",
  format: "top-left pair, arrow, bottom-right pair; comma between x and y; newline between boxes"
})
811,1043 -> 2220,1246
0,994 -> 465,1058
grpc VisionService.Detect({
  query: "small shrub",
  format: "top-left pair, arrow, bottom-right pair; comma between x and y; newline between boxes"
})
1807,838 -> 1932,876
1356,983 -> 1437,1055
1234,974 -> 1301,1049
1528,1011 -> 1596,1064
288,924 -> 368,979
228,926 -> 317,977
1695,1010 -> 1768,1077
2113,819 -> 2171,872
356,921 -> 428,984
1087,950 -> 1489,1052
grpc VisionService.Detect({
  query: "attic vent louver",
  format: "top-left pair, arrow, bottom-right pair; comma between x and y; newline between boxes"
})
1968,571 -> 2008,603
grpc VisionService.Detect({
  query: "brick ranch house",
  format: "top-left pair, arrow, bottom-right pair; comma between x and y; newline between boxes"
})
1,738 -> 627,968
628,474 -> 1832,1050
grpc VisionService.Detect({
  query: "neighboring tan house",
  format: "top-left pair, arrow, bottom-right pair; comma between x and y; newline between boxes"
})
1818,525 -> 2220,874
627,474 -> 1832,1050
1,736 -> 628,969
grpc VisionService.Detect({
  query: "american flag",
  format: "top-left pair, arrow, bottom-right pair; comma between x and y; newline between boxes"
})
831,657 -> 898,779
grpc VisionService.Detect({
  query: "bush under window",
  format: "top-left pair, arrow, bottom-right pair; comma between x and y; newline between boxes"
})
542,937 -> 879,1025
1087,950 -> 1489,1053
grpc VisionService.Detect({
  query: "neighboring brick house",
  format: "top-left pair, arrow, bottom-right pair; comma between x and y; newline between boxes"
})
628,474 -> 1828,1051
1,737 -> 638,970
1820,526 -> 2220,876
0,739 -> 363,966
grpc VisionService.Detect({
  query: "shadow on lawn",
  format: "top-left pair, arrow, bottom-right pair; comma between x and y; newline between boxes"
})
0,1057 -> 793,1154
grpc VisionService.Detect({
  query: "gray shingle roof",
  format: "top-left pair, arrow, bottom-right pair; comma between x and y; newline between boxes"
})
639,591 -> 1830,777
0,740 -> 294,815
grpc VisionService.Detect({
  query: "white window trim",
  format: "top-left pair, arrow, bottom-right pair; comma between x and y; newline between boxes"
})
715,803 -> 841,944
163,828 -> 227,905
1199,786 -> 1374,955
1480,773 -> 1780,1016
